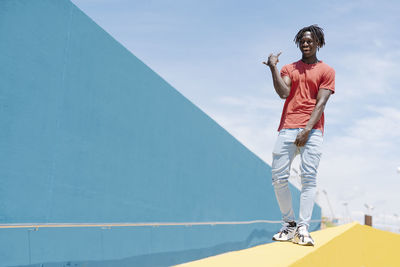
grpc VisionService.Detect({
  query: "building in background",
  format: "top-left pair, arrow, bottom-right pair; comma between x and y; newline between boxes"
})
0,0 -> 321,266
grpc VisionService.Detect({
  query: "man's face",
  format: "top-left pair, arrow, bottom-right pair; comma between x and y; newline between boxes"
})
299,31 -> 318,57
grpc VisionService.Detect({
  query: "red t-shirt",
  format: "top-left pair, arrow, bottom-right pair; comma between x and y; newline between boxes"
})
278,60 -> 335,133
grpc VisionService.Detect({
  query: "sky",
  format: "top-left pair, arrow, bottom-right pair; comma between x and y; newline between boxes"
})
72,0 -> 400,231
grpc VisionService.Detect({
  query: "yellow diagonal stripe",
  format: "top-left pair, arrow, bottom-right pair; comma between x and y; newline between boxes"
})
176,222 -> 400,267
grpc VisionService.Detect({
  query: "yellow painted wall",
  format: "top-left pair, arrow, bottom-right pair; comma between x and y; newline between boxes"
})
293,223 -> 400,267
177,222 -> 400,267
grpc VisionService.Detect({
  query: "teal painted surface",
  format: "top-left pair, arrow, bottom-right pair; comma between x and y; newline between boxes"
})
0,0 -> 321,266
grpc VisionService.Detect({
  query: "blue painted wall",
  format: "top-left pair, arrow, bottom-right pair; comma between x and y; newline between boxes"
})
0,0 -> 320,266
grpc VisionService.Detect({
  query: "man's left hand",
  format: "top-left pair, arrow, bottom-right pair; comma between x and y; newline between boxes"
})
294,129 -> 311,147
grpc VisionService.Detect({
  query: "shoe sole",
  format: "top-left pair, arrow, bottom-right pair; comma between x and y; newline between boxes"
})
292,240 -> 314,246
272,237 -> 293,242
296,242 -> 314,246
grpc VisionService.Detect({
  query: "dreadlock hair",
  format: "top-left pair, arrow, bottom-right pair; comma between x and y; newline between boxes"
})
294,25 -> 325,49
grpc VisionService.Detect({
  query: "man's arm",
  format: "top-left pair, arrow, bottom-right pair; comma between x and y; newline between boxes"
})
294,89 -> 332,147
262,52 -> 291,99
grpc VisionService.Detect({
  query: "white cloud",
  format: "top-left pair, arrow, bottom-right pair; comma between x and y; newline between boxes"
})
334,51 -> 400,100
206,95 -> 282,164
318,105 -> 400,223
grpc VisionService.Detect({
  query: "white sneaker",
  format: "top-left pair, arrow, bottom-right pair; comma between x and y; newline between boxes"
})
272,221 -> 297,241
292,225 -> 315,246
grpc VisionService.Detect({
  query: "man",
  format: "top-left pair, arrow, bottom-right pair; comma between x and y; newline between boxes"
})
262,25 -> 335,246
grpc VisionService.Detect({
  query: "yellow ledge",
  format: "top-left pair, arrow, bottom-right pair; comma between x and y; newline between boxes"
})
176,222 -> 400,267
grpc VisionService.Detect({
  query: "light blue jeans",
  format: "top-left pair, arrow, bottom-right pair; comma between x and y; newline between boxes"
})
271,128 -> 323,228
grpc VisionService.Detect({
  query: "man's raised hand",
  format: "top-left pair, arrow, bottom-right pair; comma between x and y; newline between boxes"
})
262,52 -> 282,67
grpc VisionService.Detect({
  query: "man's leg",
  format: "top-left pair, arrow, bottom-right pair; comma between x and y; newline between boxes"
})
298,129 -> 323,228
271,129 -> 299,223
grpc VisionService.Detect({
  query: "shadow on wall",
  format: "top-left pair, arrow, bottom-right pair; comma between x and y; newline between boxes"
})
18,228 -> 272,267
